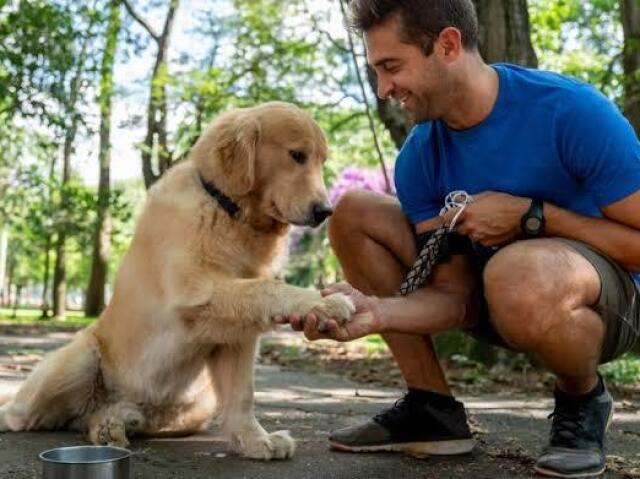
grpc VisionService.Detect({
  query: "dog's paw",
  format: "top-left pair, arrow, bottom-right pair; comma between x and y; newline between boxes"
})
89,418 -> 129,448
310,293 -> 355,331
239,430 -> 295,460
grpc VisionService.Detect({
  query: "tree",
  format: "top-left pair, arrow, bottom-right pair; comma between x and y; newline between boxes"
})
338,0 -> 392,191
122,0 -> 180,189
52,5 -> 101,319
85,0 -> 122,316
474,0 -> 538,66
620,0 -> 640,133
529,0 -> 622,99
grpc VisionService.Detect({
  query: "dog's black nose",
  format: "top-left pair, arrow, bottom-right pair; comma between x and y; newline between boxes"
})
311,202 -> 333,226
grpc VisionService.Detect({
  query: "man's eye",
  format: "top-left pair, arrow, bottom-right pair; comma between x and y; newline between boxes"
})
289,150 -> 307,164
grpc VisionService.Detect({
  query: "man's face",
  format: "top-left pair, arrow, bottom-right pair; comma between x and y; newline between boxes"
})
365,15 -> 451,123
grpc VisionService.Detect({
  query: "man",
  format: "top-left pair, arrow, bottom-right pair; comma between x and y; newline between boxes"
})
277,0 -> 640,477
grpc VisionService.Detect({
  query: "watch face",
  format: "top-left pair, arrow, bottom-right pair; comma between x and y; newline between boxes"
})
526,217 -> 542,233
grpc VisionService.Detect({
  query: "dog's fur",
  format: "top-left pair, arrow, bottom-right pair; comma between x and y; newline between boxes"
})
0,102 -> 354,460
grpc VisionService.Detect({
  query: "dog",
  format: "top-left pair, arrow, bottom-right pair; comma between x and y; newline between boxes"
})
0,102 -> 354,460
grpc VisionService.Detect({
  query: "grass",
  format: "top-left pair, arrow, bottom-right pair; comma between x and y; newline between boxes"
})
0,307 -> 96,328
600,354 -> 640,385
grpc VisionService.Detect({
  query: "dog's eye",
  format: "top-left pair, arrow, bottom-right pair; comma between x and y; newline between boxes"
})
289,150 -> 307,164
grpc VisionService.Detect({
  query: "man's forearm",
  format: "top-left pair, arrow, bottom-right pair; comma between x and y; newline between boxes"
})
374,286 -> 470,335
545,203 -> 640,272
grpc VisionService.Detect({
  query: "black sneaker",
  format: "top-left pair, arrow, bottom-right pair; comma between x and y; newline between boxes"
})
329,389 -> 475,458
535,377 -> 614,478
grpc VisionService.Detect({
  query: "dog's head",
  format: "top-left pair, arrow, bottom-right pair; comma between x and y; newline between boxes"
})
194,102 -> 332,228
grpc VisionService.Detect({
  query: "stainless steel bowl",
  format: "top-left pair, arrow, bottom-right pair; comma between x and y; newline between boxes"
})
39,445 -> 131,479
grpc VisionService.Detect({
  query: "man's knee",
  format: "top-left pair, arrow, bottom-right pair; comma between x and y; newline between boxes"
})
328,190 -> 400,249
329,190 -> 371,232
482,240 -> 583,350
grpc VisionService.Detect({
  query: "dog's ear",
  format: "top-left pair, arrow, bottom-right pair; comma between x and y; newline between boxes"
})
195,108 -> 261,196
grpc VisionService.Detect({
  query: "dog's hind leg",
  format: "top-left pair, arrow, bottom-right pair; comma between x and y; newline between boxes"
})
2,327 -> 102,433
209,336 -> 295,460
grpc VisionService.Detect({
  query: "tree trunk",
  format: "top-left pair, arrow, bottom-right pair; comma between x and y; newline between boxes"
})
12,284 -> 22,318
40,235 -> 52,318
52,28 -> 94,319
123,0 -> 180,189
0,223 -> 8,305
473,0 -> 538,67
40,149 -> 59,318
620,0 -> 640,134
85,0 -> 121,317
52,132 -> 73,319
5,256 -> 15,309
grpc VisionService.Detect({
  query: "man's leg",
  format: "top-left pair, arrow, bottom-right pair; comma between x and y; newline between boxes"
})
327,190 -> 476,456
328,190 -> 450,394
483,239 -> 603,392
483,239 -> 618,478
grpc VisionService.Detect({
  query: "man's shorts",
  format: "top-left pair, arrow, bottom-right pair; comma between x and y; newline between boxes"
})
417,233 -> 640,363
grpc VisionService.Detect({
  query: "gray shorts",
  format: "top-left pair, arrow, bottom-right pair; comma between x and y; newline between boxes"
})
467,238 -> 640,363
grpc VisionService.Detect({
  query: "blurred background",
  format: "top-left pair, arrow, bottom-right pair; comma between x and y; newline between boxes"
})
0,0 -> 638,388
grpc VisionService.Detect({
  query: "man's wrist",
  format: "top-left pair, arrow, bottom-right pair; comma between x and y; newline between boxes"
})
520,197 -> 546,237
369,295 -> 388,333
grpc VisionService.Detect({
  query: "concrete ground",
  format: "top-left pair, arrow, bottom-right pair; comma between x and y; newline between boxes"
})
0,328 -> 638,478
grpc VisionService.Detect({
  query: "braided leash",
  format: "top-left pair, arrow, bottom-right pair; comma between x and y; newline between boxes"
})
398,191 -> 473,296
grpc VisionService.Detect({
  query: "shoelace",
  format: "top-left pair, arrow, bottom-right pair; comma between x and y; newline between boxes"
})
548,407 -> 587,448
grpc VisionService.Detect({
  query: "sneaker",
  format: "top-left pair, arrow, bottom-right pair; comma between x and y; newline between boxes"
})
329,389 -> 475,458
534,377 -> 614,478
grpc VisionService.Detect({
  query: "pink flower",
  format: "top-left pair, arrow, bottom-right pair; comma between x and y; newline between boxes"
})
329,166 -> 394,205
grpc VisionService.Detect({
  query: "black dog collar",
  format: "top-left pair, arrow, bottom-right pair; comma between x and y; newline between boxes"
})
199,174 -> 241,219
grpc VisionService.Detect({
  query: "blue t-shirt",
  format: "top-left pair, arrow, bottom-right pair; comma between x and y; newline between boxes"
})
395,63 -> 640,284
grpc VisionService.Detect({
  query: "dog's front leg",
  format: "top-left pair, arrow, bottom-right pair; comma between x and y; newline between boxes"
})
209,336 -> 295,460
177,278 -> 355,333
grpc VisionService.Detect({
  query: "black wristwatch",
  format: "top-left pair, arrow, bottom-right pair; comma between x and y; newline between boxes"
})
521,198 -> 545,237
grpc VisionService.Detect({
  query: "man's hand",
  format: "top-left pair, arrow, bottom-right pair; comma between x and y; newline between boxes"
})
273,282 -> 383,342
443,191 -> 530,246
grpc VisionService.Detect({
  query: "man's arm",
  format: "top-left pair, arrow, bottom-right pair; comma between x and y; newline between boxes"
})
286,217 -> 480,341
546,190 -> 640,273
449,190 -> 640,274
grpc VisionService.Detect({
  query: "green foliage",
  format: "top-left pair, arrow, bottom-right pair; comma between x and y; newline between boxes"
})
529,0 -> 623,99
600,355 -> 640,384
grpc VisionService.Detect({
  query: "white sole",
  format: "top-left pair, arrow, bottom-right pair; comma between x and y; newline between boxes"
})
533,465 -> 606,478
330,438 -> 476,458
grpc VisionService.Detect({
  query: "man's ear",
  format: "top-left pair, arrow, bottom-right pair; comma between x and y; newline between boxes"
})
195,108 -> 261,196
436,27 -> 463,63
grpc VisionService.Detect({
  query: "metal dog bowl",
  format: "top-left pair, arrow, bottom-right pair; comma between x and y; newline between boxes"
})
39,445 -> 131,479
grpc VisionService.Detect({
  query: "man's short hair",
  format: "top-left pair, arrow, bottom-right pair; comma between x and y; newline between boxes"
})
347,0 -> 479,56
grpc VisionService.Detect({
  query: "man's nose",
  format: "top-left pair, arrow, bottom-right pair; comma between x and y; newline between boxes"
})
377,75 -> 394,100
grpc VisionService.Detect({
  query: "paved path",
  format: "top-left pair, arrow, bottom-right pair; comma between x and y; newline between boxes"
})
0,329 -> 638,478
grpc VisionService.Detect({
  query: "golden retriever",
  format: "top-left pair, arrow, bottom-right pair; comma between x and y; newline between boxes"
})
0,102 -> 354,460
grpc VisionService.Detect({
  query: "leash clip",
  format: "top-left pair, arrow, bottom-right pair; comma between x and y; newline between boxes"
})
439,190 -> 474,232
